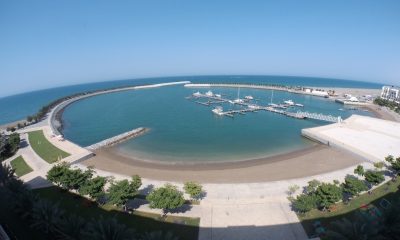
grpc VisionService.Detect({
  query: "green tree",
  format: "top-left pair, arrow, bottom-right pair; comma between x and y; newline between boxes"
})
364,170 -> 385,185
146,184 -> 185,215
79,176 -> 107,200
385,155 -> 394,163
46,163 -> 70,187
305,179 -> 321,194
60,168 -> 93,191
7,133 -> 20,156
354,165 -> 365,176
387,157 -> 400,173
315,183 -> 343,209
107,177 -> 141,207
56,214 -> 87,240
342,175 -> 368,197
184,181 -> 203,199
27,115 -> 34,122
30,200 -> 64,234
292,194 -> 318,213
0,133 -> 20,160
373,161 -> 385,169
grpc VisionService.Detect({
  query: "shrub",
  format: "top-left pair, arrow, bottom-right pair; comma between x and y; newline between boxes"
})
184,182 -> 203,199
107,176 -> 142,207
147,184 -> 185,215
342,175 -> 368,197
79,176 -> 107,200
364,170 -> 385,185
292,194 -> 318,213
373,161 -> 385,169
354,165 -> 365,176
315,183 -> 343,209
305,179 -> 321,194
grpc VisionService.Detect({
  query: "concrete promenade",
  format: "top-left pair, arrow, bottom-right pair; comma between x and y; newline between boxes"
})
302,115 -> 400,163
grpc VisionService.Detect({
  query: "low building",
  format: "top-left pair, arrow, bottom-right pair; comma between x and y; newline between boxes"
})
381,86 -> 400,103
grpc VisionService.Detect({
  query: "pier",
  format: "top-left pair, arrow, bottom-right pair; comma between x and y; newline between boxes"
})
86,127 -> 148,150
187,91 -> 341,123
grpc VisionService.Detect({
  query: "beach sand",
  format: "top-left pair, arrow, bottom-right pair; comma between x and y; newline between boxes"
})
83,145 -> 364,183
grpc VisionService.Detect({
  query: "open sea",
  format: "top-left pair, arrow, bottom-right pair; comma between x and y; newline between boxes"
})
0,75 -> 382,163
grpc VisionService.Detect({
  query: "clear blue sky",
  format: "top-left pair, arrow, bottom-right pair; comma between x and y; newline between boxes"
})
0,0 -> 399,97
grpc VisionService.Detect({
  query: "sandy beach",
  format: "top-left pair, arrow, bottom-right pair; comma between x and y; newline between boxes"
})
82,145 -> 364,183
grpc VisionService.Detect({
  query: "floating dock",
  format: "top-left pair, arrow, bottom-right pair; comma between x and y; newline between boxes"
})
187,92 -> 341,123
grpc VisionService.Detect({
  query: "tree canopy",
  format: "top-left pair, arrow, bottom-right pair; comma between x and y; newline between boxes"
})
342,175 -> 368,197
146,184 -> 185,214
184,182 -> 203,199
107,176 -> 142,207
354,165 -> 365,176
315,183 -> 343,209
364,170 -> 385,185
292,194 -> 318,213
79,176 -> 107,200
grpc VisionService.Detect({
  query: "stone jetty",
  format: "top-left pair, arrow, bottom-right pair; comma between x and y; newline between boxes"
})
86,127 -> 148,150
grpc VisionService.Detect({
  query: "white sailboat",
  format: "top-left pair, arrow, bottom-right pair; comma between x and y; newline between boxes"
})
268,90 -> 278,107
233,87 -> 244,103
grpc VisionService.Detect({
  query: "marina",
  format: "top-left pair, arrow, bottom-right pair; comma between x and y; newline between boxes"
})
187,90 -> 342,123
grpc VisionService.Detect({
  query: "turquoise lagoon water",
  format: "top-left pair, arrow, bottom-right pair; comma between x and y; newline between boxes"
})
61,84 -> 374,163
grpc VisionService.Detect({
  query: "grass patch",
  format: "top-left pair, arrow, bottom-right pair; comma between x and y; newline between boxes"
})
28,130 -> 70,163
33,187 -> 199,240
299,178 -> 400,237
10,156 -> 33,176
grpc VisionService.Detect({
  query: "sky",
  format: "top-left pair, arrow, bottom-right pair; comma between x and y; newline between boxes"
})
0,0 -> 399,97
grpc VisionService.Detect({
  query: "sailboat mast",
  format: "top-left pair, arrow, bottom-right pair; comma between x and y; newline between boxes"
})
271,90 -> 274,104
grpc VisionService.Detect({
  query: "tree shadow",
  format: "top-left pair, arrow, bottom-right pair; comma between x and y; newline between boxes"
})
139,184 -> 154,195
19,139 -> 28,148
168,204 -> 193,214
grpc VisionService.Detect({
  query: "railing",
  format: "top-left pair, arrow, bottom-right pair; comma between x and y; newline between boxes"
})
296,111 -> 342,123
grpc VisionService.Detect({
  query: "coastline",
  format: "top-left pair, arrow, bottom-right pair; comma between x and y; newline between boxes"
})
83,144 -> 364,183
62,84 -> 396,182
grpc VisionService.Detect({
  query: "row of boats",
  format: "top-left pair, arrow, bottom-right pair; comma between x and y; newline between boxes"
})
192,90 -> 304,109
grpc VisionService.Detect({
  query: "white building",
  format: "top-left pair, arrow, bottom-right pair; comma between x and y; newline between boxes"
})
381,86 -> 400,103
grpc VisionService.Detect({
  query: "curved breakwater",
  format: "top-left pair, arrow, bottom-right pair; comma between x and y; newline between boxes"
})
184,83 -> 330,97
49,81 -> 190,135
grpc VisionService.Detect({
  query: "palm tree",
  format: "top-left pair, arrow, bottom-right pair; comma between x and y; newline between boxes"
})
12,186 -> 37,219
56,214 -> 87,240
30,200 -> 64,234
0,163 -> 16,187
141,231 -> 179,240
83,216 -> 136,240
325,217 -> 376,240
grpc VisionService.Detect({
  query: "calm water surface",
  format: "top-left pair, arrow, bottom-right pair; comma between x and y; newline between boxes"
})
62,84 -> 374,163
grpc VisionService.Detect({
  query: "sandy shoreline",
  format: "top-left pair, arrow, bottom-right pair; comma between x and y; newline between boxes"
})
83,145 -> 364,183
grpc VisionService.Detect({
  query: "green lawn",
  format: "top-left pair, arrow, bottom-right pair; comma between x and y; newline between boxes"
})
34,187 -> 199,240
299,178 -> 400,238
10,156 -> 33,176
28,130 -> 70,163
